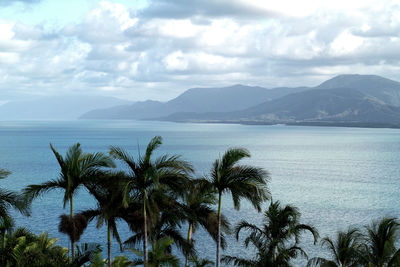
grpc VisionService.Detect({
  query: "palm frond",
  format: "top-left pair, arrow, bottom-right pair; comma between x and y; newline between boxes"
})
235,220 -> 263,241
109,146 -> 137,171
221,255 -> 256,267
144,136 -> 163,163
49,143 -> 66,171
220,148 -> 250,172
71,242 -> 102,267
0,188 -> 31,217
23,178 -> 66,200
58,213 -> 88,243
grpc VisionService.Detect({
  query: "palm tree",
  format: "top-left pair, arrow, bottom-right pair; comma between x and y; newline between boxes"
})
208,148 -> 270,267
24,143 -> 115,257
7,228 -> 68,267
361,217 -> 400,267
223,200 -> 318,266
109,136 -> 193,267
0,169 -> 30,220
80,171 -> 127,267
307,228 -> 362,267
181,179 -> 230,267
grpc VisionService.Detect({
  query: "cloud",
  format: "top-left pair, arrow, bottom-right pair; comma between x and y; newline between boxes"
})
1,0 -> 400,102
138,0 -> 278,19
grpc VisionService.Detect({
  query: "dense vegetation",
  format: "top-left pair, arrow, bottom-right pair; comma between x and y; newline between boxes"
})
1,136 -> 399,266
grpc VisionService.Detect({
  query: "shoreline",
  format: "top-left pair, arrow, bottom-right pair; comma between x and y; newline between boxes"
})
153,119 -> 400,130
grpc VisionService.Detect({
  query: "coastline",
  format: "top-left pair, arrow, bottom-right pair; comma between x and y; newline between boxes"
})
149,118 -> 400,130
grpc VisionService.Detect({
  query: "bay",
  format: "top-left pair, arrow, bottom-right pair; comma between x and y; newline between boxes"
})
1,120 -> 400,266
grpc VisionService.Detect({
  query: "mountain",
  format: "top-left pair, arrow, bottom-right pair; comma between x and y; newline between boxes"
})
80,84 -> 308,119
0,95 -> 131,120
316,74 -> 400,106
235,87 -> 400,123
160,75 -> 400,127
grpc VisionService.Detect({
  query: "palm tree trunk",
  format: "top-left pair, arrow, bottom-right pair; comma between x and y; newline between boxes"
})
185,223 -> 193,267
107,223 -> 111,267
70,197 -> 75,259
143,191 -> 148,267
216,192 -> 222,267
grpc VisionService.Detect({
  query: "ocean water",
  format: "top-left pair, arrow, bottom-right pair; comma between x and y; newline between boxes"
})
1,120 -> 400,266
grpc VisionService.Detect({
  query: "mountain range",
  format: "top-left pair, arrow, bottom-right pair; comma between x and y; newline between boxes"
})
81,74 -> 400,128
2,74 -> 400,128
79,85 -> 308,119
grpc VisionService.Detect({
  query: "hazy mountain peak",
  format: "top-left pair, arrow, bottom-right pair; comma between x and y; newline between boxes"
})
317,74 -> 400,90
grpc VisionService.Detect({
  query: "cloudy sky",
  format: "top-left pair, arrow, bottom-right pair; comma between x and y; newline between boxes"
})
1,0 -> 400,102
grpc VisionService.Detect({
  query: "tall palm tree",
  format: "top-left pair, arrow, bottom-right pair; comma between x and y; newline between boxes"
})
208,148 -> 270,267
361,217 -> 400,267
109,136 -> 193,267
0,169 -> 30,220
80,171 -> 127,267
307,228 -> 362,267
24,143 -> 115,257
181,179 -> 230,267
223,200 -> 318,266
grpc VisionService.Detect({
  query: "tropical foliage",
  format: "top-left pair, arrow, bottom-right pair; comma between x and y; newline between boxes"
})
0,137 -> 397,266
223,200 -> 318,266
180,178 -> 230,267
130,237 -> 181,267
0,169 -> 30,220
361,217 -> 400,266
0,227 -> 68,266
80,171 -> 127,267
109,136 -> 193,267
307,228 -> 362,267
23,143 -> 115,256
207,147 -> 270,267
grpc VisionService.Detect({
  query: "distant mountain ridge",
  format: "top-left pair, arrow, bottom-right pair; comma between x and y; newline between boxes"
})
80,84 -> 309,119
316,74 -> 400,106
157,74 -> 400,127
5,74 -> 400,128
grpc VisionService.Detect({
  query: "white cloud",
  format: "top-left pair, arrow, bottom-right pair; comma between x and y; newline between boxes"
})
1,0 -> 400,102
330,30 -> 364,56
164,51 -> 188,71
158,19 -> 200,38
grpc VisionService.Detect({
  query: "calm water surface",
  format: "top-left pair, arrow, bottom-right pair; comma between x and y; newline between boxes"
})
1,120 -> 400,266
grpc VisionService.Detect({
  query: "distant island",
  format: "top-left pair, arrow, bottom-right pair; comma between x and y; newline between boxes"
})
80,74 -> 400,129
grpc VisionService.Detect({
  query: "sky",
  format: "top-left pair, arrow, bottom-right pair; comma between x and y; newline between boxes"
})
1,0 -> 400,102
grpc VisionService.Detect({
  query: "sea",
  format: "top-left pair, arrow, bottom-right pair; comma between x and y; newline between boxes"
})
1,120 -> 400,266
